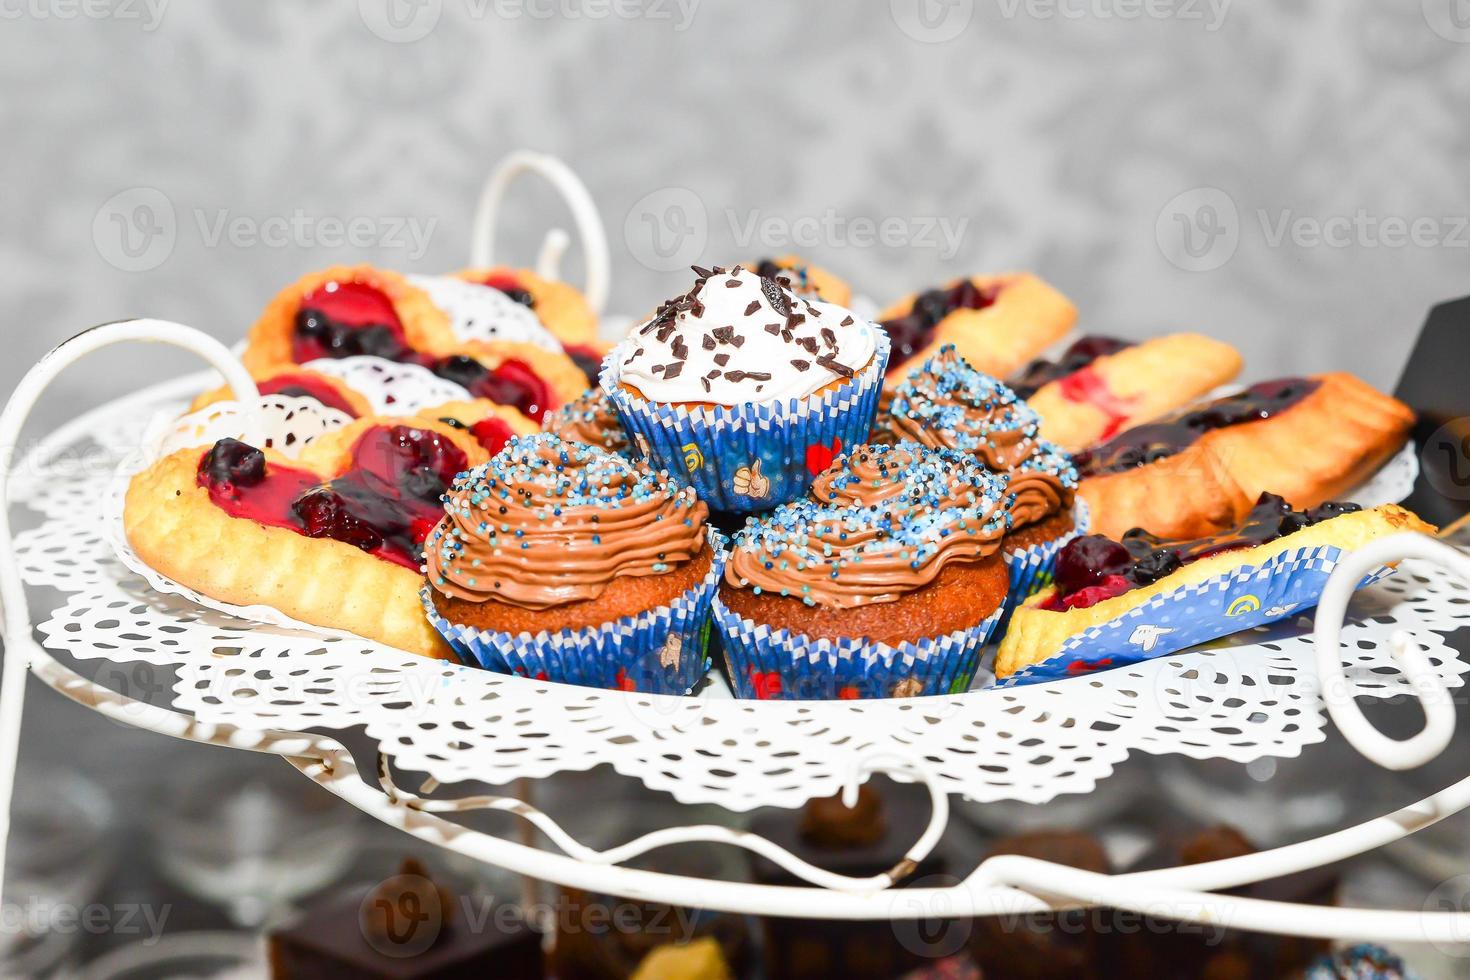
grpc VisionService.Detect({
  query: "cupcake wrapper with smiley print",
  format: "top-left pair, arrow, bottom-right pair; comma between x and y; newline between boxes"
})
423,534 -> 727,695
711,594 -> 1004,700
601,330 -> 890,513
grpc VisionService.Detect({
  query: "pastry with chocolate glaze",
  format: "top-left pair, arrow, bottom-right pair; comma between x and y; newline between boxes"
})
750,254 -> 853,306
125,417 -> 491,658
423,433 -> 722,693
242,264 -> 588,424
996,494 -> 1435,681
887,346 -> 1082,604
715,442 -> 1009,699
1075,372 -> 1414,539
879,272 -> 1076,383
1012,333 -> 1243,452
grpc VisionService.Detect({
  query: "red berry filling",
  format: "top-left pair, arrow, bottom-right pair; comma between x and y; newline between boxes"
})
881,279 -> 1002,372
288,279 -> 554,421
1041,493 -> 1361,611
1073,377 -> 1321,477
1011,336 -> 1133,399
257,373 -> 361,418
196,426 -> 469,570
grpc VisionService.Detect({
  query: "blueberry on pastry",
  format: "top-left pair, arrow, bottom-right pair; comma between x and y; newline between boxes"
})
878,273 -> 1077,384
1075,373 -> 1414,538
124,417 -> 490,657
242,265 -> 587,423
1011,333 -> 1244,452
750,255 -> 852,307
995,494 -> 1436,682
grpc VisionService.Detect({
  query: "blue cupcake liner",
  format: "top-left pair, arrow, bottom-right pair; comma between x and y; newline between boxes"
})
999,497 -> 1090,630
422,534 -> 727,695
711,594 -> 1005,700
997,543 -> 1393,687
600,331 -> 891,513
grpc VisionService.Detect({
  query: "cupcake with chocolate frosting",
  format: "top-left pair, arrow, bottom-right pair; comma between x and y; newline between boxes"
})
713,441 -> 1009,699
422,433 -> 724,693
602,265 -> 889,512
888,345 -> 1085,610
541,388 -> 631,456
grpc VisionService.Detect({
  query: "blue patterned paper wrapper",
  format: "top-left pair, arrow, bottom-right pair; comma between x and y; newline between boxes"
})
711,594 -> 1004,700
997,543 -> 1393,687
999,497 -> 1090,631
600,331 -> 890,513
423,535 -> 726,695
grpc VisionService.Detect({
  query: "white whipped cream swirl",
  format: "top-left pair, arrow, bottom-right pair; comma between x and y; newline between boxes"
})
614,267 -> 877,405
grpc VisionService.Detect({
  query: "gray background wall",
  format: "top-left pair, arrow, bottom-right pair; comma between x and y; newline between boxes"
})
4,0 -> 1469,430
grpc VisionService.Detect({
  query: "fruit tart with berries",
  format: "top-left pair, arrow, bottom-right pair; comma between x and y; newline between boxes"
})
450,265 -> 606,382
994,494 -> 1434,682
878,273 -> 1076,384
1075,372 -> 1414,540
1011,333 -> 1243,452
124,417 -> 489,658
748,255 -> 852,306
241,265 -> 588,423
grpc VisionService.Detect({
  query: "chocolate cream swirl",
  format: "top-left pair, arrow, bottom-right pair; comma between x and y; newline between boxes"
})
542,389 -> 630,456
887,345 -> 1078,529
426,433 -> 708,609
725,444 -> 1008,609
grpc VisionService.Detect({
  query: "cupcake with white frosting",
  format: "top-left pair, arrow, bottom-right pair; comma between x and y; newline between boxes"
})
601,265 -> 889,512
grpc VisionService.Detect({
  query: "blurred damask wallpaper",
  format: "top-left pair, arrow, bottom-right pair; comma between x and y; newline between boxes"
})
5,0 -> 1470,437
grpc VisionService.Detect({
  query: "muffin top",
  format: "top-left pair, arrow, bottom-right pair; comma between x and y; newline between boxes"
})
888,345 -> 1077,528
541,389 -> 630,456
613,265 -> 878,406
426,433 -> 708,609
725,443 -> 1007,609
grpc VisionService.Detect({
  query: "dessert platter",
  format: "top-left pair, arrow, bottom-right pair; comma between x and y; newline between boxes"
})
5,152 -> 1470,935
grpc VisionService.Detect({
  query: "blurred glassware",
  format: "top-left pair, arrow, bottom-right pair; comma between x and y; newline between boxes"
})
0,768 -> 114,978
76,930 -> 263,980
956,758 -> 1145,836
144,767 -> 360,927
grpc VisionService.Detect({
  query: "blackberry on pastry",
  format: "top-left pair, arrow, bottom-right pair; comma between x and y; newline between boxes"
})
878,272 -> 1076,383
124,417 -> 490,658
1075,373 -> 1414,539
1012,333 -> 1243,452
995,494 -> 1435,681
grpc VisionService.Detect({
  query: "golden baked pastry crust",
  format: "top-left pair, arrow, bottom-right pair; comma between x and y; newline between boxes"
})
1030,334 -> 1243,452
880,273 -> 1077,385
752,254 -> 853,307
188,365 -> 373,416
1202,372 -> 1414,509
123,417 -> 488,659
995,504 -> 1436,679
452,266 -> 601,353
1079,444 -> 1251,540
242,265 -> 454,373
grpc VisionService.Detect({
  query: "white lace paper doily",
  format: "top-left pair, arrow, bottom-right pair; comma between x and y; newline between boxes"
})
15,381 -> 1463,809
408,274 -> 564,352
301,356 -> 474,416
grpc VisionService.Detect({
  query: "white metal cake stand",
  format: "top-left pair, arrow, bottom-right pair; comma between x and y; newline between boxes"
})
4,155 -> 1470,943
